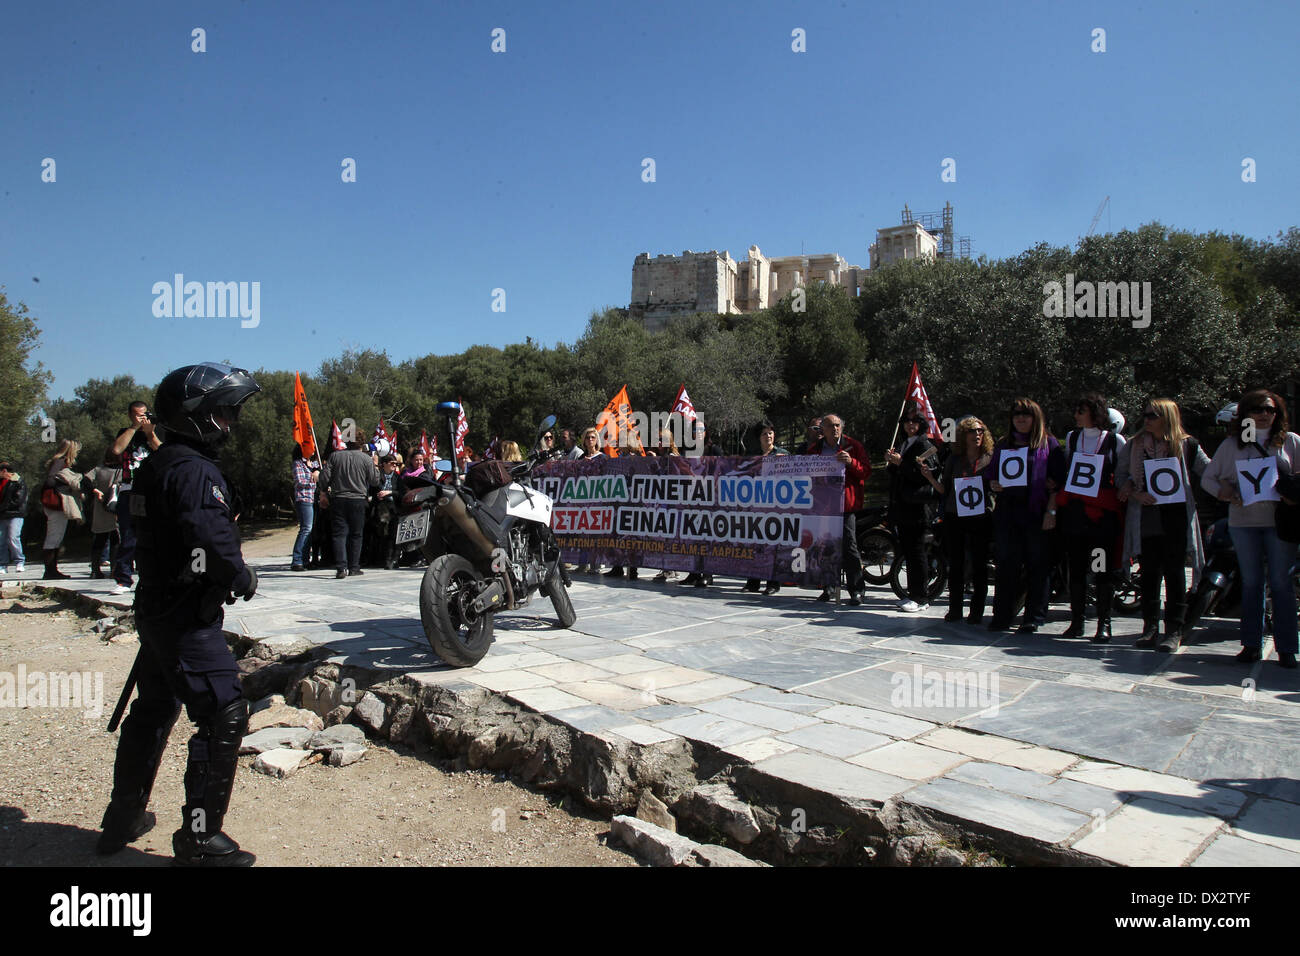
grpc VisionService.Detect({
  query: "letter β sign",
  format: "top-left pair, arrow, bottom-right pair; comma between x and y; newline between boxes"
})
1235,457 -> 1280,505
954,477 -> 986,517
1144,458 -> 1185,503
999,448 -> 1028,488
1065,453 -> 1104,497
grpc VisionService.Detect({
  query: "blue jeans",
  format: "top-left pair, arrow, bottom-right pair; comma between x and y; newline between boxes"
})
0,517 -> 23,567
1228,524 -> 1299,653
292,501 -> 314,566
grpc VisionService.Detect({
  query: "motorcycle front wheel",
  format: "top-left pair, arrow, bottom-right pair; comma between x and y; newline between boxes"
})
859,528 -> 895,585
544,571 -> 577,628
419,554 -> 495,667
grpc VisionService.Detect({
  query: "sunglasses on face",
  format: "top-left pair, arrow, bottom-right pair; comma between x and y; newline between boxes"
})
970,428 -> 985,434
1012,410 -> 1032,417
1249,406 -> 1277,414
905,418 -> 924,425
1143,411 -> 1158,420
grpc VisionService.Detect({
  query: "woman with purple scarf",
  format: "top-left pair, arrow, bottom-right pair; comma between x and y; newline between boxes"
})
985,398 -> 1066,633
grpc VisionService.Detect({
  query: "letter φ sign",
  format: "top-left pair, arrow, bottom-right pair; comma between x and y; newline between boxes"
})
954,477 -> 985,516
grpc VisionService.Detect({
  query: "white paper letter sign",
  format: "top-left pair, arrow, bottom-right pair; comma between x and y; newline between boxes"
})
1144,458 -> 1185,503
999,448 -> 1028,487
954,477 -> 986,517
1065,453 -> 1104,497
1235,457 -> 1280,506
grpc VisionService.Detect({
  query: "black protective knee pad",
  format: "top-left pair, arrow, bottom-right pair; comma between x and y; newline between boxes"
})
211,697 -> 250,749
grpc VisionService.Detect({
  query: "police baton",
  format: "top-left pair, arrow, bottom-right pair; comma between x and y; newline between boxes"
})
106,647 -> 142,733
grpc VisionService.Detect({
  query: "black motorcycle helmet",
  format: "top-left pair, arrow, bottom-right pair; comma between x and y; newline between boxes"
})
155,362 -> 261,446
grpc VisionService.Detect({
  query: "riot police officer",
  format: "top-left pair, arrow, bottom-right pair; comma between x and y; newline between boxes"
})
97,362 -> 261,866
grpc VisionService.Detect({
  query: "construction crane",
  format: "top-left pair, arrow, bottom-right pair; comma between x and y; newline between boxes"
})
1087,196 -> 1110,237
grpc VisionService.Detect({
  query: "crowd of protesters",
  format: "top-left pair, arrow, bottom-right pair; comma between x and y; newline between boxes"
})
15,386 -> 1296,670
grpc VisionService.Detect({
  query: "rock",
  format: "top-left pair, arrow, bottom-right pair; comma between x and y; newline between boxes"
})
246,700 -> 325,733
298,677 -> 342,718
240,727 -> 315,754
420,711 -> 452,738
252,748 -> 314,778
890,835 -> 930,866
690,844 -> 765,867
307,725 -> 367,749
102,627 -> 138,643
932,846 -> 967,867
679,783 -> 761,844
252,694 -> 285,712
388,703 -> 415,744
467,734 -> 496,769
352,692 -> 387,733
636,791 -> 676,833
325,705 -> 353,727
610,815 -> 700,867
327,741 -> 368,767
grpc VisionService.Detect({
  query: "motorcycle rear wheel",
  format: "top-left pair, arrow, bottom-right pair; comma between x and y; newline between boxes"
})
890,544 -> 948,603
419,554 -> 494,667
1183,581 -> 1219,634
544,571 -> 577,629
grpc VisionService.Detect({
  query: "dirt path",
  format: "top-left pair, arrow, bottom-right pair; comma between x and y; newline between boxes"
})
0,592 -> 637,867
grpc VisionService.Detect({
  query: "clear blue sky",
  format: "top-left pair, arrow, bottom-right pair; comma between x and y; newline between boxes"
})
4,0 -> 1297,401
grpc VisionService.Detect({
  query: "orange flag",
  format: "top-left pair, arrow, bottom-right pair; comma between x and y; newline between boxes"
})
293,372 -> 317,460
597,385 -> 644,457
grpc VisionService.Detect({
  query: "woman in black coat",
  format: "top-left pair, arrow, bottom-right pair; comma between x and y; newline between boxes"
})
885,403 -> 940,612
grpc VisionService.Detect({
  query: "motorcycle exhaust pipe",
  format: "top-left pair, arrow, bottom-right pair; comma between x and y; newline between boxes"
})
435,494 -> 498,564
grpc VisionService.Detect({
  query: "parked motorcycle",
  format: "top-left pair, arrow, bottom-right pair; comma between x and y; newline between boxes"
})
889,507 -> 949,604
1183,517 -> 1240,633
855,505 -> 895,585
392,406 -> 576,666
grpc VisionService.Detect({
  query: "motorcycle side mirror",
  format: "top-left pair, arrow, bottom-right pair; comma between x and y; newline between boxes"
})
537,414 -> 557,441
434,459 -> 453,473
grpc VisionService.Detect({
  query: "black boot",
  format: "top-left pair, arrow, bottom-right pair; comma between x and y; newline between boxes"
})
43,549 -> 70,580
172,699 -> 255,867
1091,618 -> 1112,644
98,699 -> 181,855
1135,618 -> 1160,648
1063,614 -> 1086,640
1157,609 -> 1184,654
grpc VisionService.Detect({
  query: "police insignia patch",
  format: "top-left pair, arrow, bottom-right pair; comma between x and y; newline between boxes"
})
212,484 -> 228,508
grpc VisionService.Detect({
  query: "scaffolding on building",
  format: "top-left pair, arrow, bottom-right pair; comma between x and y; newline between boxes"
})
900,202 -> 972,260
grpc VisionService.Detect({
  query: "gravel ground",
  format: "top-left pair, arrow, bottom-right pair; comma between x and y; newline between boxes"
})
0,591 -> 638,867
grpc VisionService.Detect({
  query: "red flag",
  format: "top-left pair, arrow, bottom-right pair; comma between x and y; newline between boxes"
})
905,362 -> 940,438
455,400 -> 469,459
484,436 -> 500,460
329,419 -> 345,451
671,383 -> 697,423
292,373 -> 317,460
419,429 -> 432,460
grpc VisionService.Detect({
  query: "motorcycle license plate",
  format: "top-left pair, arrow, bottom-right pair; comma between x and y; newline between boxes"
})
395,510 -> 430,545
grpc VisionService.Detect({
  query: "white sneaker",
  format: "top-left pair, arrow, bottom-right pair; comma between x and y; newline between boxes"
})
111,584 -> 132,595
14,565 -> 23,573
899,600 -> 923,613
0,567 -> 7,575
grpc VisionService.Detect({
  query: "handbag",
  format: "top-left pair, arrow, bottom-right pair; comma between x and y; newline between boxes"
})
41,485 -> 61,509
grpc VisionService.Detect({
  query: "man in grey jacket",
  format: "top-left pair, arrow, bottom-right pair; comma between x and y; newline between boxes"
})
321,442 -> 380,578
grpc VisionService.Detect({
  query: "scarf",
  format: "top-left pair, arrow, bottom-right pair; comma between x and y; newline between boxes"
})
1010,430 -> 1052,514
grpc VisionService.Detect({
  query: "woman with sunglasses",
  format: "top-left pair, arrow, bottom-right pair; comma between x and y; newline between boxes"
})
745,422 -> 789,595
1118,399 -> 1210,652
886,403 -> 941,612
922,416 -> 993,623
1200,389 -> 1300,666
984,398 -> 1065,633
1054,393 -> 1129,643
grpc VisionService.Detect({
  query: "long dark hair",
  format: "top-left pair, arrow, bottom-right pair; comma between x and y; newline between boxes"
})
1233,389 -> 1290,448
897,402 -> 931,441
1006,397 -> 1049,449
